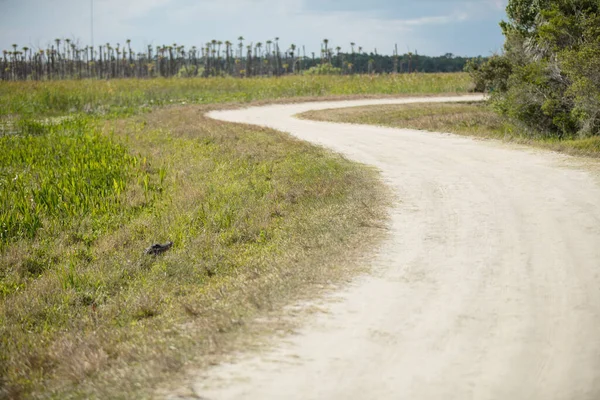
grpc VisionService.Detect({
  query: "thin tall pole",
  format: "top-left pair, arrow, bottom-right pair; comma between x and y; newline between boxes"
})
91,0 -> 94,49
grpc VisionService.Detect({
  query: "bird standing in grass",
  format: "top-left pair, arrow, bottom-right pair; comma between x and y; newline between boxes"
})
145,241 -> 173,255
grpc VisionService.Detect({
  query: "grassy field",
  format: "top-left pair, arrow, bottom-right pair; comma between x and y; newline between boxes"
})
0,73 -> 471,119
1,106 -> 389,399
299,102 -> 600,158
0,73 -> 476,398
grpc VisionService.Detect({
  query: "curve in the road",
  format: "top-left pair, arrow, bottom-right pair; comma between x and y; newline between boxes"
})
182,95 -> 600,400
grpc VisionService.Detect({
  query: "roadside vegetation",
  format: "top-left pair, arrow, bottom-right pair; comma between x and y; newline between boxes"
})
299,102 -> 600,158
465,0 -> 600,141
300,102 -> 600,157
0,72 -> 474,398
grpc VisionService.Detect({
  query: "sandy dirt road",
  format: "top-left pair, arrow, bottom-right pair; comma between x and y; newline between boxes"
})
186,95 -> 600,399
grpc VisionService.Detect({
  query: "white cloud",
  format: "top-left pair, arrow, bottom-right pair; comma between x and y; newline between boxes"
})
400,12 -> 470,27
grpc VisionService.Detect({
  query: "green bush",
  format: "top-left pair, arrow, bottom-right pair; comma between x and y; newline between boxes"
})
464,56 -> 512,93
303,63 -> 342,75
177,65 -> 202,78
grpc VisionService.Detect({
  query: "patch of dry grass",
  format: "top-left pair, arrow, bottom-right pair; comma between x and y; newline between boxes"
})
300,102 -> 600,158
0,105 -> 389,399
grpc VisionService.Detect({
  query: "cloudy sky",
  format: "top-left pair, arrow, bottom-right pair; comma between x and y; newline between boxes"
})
0,0 -> 507,56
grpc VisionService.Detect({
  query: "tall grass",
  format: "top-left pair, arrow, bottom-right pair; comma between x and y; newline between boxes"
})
0,73 -> 472,118
0,117 -> 163,293
1,119 -> 135,243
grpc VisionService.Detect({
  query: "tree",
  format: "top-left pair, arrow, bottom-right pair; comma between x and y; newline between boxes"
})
322,39 -> 329,63
503,0 -> 550,33
289,44 -> 296,73
473,0 -> 600,137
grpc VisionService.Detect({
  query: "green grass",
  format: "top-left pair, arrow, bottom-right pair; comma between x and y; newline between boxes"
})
0,118 -> 161,248
299,102 -> 600,158
0,73 -> 472,118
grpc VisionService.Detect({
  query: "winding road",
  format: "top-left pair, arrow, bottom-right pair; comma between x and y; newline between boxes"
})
188,95 -> 600,399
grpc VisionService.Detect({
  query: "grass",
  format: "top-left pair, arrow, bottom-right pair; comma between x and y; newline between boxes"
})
0,118 -> 161,248
0,73 -> 472,119
299,101 -> 600,158
1,73 -> 466,398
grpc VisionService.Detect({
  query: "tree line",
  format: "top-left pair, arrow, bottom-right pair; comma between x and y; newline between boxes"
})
1,38 -> 477,81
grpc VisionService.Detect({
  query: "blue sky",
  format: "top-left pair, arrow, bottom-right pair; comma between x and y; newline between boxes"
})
0,0 -> 507,56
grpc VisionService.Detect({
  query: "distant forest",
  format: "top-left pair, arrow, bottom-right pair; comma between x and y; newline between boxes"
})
1,38 -> 484,80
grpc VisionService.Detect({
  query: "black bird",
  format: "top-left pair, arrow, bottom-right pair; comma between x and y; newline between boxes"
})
145,241 -> 173,255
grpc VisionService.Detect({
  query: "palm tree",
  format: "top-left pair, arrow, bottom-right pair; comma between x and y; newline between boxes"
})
323,39 -> 329,63
224,41 -> 232,74
393,44 -> 399,74
289,44 -> 296,73
211,41 -> 220,75
350,43 -> 357,74
238,36 -> 244,58
274,37 -> 281,76
265,40 -> 273,74
414,49 -> 419,72
245,44 -> 253,76
255,42 -> 263,74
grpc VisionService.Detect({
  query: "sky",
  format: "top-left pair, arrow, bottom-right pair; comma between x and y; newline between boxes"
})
0,0 -> 508,57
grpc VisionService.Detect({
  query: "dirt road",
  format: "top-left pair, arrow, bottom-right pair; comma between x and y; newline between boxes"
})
190,95 -> 600,399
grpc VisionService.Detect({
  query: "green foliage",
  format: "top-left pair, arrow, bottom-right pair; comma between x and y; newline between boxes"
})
478,0 -> 600,138
303,63 -> 342,75
0,117 -> 157,245
558,10 -> 600,135
176,64 -> 202,78
464,56 -> 512,92
503,0 -> 550,33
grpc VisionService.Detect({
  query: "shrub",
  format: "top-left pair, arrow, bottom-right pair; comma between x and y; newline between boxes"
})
177,65 -> 202,78
303,63 -> 342,76
464,56 -> 512,93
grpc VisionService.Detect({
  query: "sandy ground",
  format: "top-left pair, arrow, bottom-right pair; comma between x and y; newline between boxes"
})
179,95 -> 600,399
